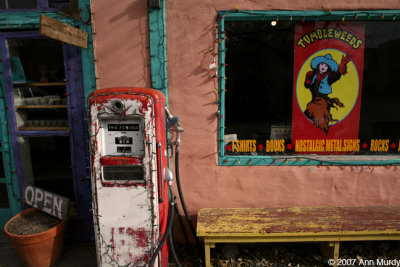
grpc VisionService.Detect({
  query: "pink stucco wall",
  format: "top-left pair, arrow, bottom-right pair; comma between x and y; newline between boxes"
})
91,0 -> 151,88
91,0 -> 400,216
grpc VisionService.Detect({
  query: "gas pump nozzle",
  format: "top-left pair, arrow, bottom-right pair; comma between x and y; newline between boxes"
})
165,107 -> 183,131
166,117 -> 182,131
165,107 -> 183,152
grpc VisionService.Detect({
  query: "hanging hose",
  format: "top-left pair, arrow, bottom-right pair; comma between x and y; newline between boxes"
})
168,230 -> 182,267
165,107 -> 199,251
175,151 -> 200,244
148,197 -> 177,267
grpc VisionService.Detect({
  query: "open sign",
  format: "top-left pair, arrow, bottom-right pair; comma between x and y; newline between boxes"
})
22,184 -> 69,221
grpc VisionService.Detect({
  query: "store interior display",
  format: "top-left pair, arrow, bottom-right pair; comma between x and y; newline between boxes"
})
7,38 -> 74,199
9,39 -> 68,131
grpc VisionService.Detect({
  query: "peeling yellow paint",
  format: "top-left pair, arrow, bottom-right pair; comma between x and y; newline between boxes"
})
197,207 -> 400,267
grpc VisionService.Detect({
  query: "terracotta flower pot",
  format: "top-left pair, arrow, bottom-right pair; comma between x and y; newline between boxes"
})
3,208 -> 67,267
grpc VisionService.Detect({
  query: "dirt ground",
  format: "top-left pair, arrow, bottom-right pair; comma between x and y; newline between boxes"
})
170,241 -> 400,267
0,230 -> 97,267
1,229 -> 400,267
6,210 -> 61,235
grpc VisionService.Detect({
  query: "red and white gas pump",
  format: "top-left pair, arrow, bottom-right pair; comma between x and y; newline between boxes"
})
88,87 -> 171,266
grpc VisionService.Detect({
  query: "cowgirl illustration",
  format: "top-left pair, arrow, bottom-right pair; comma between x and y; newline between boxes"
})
304,53 -> 351,133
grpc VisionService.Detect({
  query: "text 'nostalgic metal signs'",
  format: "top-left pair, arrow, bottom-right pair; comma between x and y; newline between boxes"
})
22,184 -> 69,221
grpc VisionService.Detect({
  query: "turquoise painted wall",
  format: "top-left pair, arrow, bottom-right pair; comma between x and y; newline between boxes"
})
148,1 -> 168,100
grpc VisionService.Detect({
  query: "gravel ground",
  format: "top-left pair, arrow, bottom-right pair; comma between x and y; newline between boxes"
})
170,241 -> 400,267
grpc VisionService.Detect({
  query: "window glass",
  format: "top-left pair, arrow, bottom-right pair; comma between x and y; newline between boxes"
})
8,38 -> 68,131
49,0 -> 69,8
0,0 -> 69,9
0,153 -> 4,178
223,20 -> 400,157
0,0 -> 37,9
18,136 -> 74,199
0,153 -> 7,208
0,183 -> 9,208
103,166 -> 144,181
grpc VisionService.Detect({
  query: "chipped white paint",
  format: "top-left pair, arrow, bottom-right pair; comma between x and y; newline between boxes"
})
89,96 -> 159,266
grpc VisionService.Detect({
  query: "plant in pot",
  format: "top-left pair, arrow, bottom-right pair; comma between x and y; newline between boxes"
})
3,185 -> 69,267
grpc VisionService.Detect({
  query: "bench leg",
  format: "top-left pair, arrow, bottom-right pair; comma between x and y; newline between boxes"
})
204,242 -> 215,267
330,241 -> 340,267
320,241 -> 340,267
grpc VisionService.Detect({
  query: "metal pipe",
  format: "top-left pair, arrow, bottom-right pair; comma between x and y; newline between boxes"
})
168,229 -> 182,267
148,197 -> 176,267
175,151 -> 199,244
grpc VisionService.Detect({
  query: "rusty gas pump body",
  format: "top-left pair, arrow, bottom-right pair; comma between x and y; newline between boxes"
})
88,87 -> 169,266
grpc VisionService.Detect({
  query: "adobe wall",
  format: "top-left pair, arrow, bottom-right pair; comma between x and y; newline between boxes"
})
91,0 -> 400,216
91,0 -> 151,88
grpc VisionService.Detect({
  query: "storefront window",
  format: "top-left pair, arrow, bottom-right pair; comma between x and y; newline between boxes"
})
49,0 -> 69,8
0,153 -> 8,208
0,0 -> 68,9
0,0 -> 38,9
18,136 -> 74,199
3,33 -> 79,205
0,184 -> 9,208
218,11 -> 400,165
8,38 -> 68,131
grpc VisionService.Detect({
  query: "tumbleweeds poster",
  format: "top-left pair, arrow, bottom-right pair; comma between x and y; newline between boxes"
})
292,21 -> 365,154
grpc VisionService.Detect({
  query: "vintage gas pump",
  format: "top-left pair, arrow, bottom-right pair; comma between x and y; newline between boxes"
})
88,87 -> 171,266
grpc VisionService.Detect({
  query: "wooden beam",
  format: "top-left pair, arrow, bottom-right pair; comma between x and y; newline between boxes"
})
39,15 -> 88,48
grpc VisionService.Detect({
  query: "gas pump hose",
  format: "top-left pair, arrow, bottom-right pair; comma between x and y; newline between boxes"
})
148,197 -> 181,267
175,151 -> 200,245
165,107 -> 198,244
168,230 -> 181,267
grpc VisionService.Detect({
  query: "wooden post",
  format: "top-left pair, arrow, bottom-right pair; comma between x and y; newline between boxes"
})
320,241 -> 340,267
330,241 -> 340,267
204,241 -> 215,267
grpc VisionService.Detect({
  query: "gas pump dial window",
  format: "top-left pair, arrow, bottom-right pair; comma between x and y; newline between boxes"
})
102,166 -> 144,181
100,118 -> 145,157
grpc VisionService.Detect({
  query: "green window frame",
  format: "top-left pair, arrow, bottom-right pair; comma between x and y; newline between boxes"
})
217,10 -> 400,166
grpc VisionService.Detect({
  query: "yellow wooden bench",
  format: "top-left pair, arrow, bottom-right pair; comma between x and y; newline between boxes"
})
196,206 -> 400,267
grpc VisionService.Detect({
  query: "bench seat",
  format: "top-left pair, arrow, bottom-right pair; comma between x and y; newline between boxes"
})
196,206 -> 400,267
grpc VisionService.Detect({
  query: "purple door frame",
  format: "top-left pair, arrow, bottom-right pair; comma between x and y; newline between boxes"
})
0,30 -> 92,242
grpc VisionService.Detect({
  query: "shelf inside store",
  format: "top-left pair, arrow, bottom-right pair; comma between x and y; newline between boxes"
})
18,127 -> 69,131
13,82 -> 66,87
16,105 -> 67,109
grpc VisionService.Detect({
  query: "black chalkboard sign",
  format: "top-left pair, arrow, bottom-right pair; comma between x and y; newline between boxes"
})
22,184 -> 69,221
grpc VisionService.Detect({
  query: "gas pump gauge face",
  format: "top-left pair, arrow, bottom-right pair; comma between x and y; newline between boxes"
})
100,118 -> 145,157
